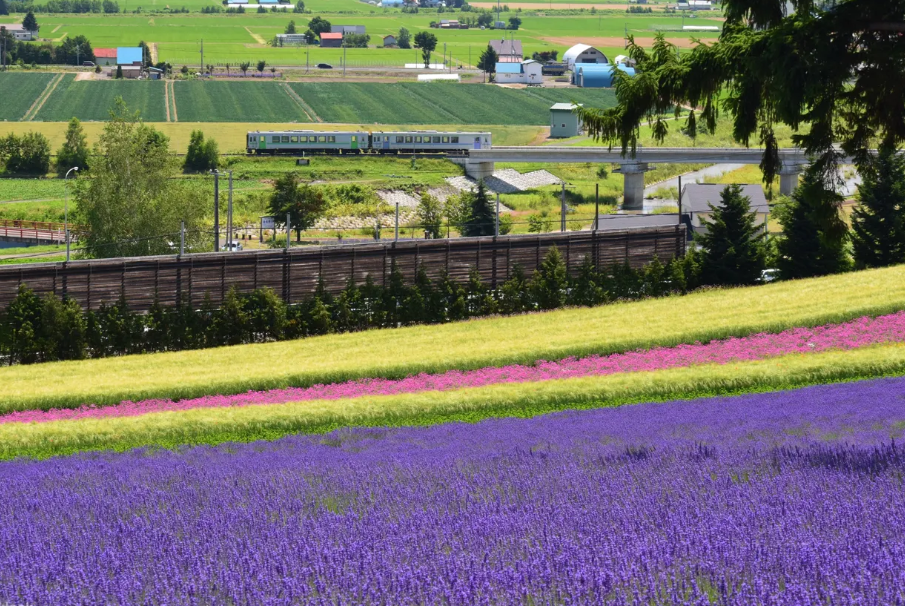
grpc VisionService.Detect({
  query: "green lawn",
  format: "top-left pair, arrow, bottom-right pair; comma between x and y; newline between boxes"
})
35,76 -> 168,122
0,73 -> 56,121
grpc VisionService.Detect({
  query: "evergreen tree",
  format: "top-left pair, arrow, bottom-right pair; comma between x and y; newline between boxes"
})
461,180 -> 495,237
775,166 -> 850,279
696,184 -> 766,286
397,27 -> 411,49
477,44 -> 498,82
285,20 -> 297,34
56,118 -> 89,176
22,11 -> 38,32
851,145 -> 905,268
0,0 -> 9,16
530,246 -> 569,310
569,255 -> 605,306
115,65 -> 123,79
498,264 -> 532,314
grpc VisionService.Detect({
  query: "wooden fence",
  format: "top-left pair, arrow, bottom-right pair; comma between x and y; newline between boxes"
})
0,226 -> 685,312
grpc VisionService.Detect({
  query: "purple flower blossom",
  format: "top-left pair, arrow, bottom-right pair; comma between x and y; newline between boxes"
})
5,311 -> 905,425
3,378 -> 905,604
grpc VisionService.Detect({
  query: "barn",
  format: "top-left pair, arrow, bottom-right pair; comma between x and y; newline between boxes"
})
319,32 -> 343,48
563,44 -> 608,69
573,64 -> 635,88
94,48 -> 118,66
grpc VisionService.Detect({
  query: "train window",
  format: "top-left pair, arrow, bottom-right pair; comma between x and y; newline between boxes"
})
300,136 -> 308,142
282,136 -> 290,143
451,136 -> 459,143
432,136 -> 441,143
272,136 -> 280,143
474,137 -> 480,143
290,136 -> 299,143
415,136 -> 422,143
396,136 -> 404,143
318,136 -> 327,143
374,136 -> 380,142
328,136 -> 336,143
405,136 -> 413,143
484,137 -> 489,143
442,136 -> 449,143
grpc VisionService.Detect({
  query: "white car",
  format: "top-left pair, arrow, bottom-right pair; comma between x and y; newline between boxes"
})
221,241 -> 243,252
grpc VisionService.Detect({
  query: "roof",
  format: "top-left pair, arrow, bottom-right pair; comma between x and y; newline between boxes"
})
383,34 -> 396,39
319,32 -> 343,40
94,48 -> 117,58
116,47 -> 143,65
593,214 -> 682,231
0,24 -> 27,31
497,56 -> 521,63
489,39 -> 522,57
495,62 -> 522,74
681,184 -> 769,215
550,103 -> 582,111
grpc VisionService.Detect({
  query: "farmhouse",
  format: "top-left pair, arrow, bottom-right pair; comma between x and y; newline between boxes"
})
94,48 -> 118,66
117,47 -> 143,66
383,34 -> 397,47
331,25 -> 366,35
319,32 -> 343,48
495,59 -> 542,85
275,33 -> 308,46
489,39 -> 523,63
439,19 -> 463,29
0,24 -> 35,41
549,103 -> 583,138
563,43 -> 608,69
680,183 -> 769,235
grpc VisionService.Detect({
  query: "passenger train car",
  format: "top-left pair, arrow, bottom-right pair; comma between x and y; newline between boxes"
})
246,130 -> 492,154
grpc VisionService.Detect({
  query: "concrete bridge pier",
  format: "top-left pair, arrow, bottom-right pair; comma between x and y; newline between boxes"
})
617,162 -> 650,211
453,159 -> 496,181
779,162 -> 808,196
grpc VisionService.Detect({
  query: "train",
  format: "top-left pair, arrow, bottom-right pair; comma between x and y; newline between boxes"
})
246,129 -> 493,155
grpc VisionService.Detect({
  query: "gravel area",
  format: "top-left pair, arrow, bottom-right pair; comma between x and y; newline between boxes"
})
446,169 -> 562,197
376,190 -> 422,208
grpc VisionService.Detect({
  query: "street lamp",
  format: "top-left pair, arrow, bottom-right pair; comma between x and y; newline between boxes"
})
64,166 -> 78,262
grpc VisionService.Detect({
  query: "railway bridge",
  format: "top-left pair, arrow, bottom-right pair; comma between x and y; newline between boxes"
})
458,147 -> 823,210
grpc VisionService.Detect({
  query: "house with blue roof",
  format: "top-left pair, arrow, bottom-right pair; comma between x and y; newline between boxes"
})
117,47 -> 143,66
494,59 -> 541,85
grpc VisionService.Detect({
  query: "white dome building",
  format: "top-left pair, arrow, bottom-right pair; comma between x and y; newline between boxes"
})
563,44 -> 609,69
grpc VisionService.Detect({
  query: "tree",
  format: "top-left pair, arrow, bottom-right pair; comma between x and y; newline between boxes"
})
58,35 -> 95,66
307,16 -> 332,37
417,191 -> 443,239
477,43 -> 498,82
0,0 -> 9,16
397,27 -> 411,49
462,181 -> 495,237
2,132 -> 50,175
578,2 -> 905,187
476,11 -> 493,27
508,15 -> 521,29
775,165 -> 850,279
115,64 -> 123,79
22,11 -> 37,33
414,31 -> 437,69
239,61 -> 250,76
268,173 -> 327,242
285,20 -> 296,34
344,33 -> 370,48
530,245 -> 569,310
138,40 -> 151,67
293,0 -> 305,13
256,60 -> 266,75
851,145 -> 905,268
696,184 -> 766,286
73,98 -> 208,258
56,118 -> 89,177
183,130 -> 218,173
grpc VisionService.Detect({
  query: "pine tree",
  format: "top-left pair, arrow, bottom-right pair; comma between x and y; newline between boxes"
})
851,145 -> 905,269
775,166 -> 850,279
697,184 -> 766,286
530,245 -> 569,310
56,118 -> 89,176
462,180 -> 495,237
22,11 -> 38,32
477,44 -> 498,82
0,0 -> 10,17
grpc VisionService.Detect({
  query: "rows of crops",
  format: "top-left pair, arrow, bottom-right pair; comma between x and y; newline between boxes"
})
174,81 -> 310,122
0,73 -> 56,121
35,76 -> 168,122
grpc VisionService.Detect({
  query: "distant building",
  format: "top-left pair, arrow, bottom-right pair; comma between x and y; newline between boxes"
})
573,64 -> 636,88
495,59 -> 542,85
680,183 -> 769,235
675,0 -> 713,9
275,33 -> 308,46
331,25 -> 366,35
591,214 -> 681,231
117,47 -> 144,66
319,32 -> 343,47
439,19 -> 463,29
549,103 -> 583,138
0,24 -> 35,41
563,44 -> 608,69
94,48 -> 118,66
382,34 -> 397,47
489,39 -> 523,63
381,0 -> 404,5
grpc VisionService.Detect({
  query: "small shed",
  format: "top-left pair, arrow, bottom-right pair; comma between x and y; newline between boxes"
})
319,32 -> 343,48
680,183 -> 769,235
494,60 -> 542,84
94,48 -> 118,66
148,67 -> 164,80
550,103 -> 583,138
383,34 -> 397,47
116,47 -> 143,66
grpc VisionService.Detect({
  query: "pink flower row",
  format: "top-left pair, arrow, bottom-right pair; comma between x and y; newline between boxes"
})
6,311 -> 905,425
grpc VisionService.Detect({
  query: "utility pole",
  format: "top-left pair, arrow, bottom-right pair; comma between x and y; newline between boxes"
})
343,39 -> 346,77
200,39 -> 204,74
394,202 -> 399,241
286,212 -> 291,250
212,170 -> 220,252
306,41 -> 309,73
494,193 -> 500,236
227,170 -> 234,250
179,220 -> 185,256
561,182 -> 566,232
594,183 -> 599,231
677,175 -> 683,225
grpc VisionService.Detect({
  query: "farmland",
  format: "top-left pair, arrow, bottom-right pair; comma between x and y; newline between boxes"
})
0,73 -> 56,121
34,76 -> 169,122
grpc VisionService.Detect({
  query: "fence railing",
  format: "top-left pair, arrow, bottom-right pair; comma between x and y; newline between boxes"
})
0,226 -> 685,312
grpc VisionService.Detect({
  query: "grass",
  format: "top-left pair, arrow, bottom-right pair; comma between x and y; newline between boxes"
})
0,178 -> 68,202
1,264 -> 905,413
35,77 -> 168,122
3,343 -> 905,461
0,200 -> 67,223
0,73 -> 57,121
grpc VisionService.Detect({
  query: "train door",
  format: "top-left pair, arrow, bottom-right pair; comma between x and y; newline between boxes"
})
383,136 -> 390,151
351,135 -> 358,151
259,137 -> 266,151
473,137 -> 481,150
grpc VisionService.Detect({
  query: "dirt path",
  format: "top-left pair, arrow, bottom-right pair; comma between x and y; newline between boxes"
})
164,80 -> 172,122
74,71 -> 95,81
168,81 -> 178,122
150,42 -> 159,64
244,27 -> 267,45
282,83 -> 319,122
23,73 -> 64,121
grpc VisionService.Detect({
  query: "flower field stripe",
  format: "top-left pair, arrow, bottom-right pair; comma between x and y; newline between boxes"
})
3,378 -> 905,604
6,311 -> 905,424
1,264 -> 905,414
4,343 -> 905,460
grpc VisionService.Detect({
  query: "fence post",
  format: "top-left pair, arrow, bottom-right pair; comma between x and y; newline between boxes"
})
121,261 -> 126,300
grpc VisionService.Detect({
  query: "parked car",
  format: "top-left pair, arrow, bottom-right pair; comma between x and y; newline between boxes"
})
316,63 -> 333,69
220,241 -> 243,252
82,61 -> 96,67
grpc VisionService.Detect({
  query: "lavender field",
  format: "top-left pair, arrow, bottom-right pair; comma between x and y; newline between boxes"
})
3,378 -> 905,605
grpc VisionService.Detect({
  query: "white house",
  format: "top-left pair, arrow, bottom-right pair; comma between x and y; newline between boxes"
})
563,44 -> 608,69
494,59 -> 543,84
0,24 -> 35,41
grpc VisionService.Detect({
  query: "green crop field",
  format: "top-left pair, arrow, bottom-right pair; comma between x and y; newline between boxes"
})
0,179 -> 68,202
0,73 -> 56,121
174,81 -> 309,122
291,82 -> 616,125
35,76 -> 168,122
